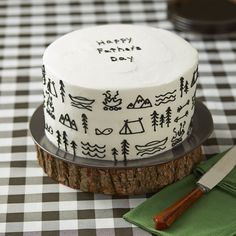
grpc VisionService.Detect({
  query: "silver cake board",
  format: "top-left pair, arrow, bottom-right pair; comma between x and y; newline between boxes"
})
30,100 -> 213,195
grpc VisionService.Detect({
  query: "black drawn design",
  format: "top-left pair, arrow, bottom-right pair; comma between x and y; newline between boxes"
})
45,93 -> 55,119
155,90 -> 176,106
63,131 -> 68,152
46,78 -> 57,97
174,110 -> 189,123
191,67 -> 199,87
177,99 -> 190,113
127,95 -> 152,109
180,77 -> 185,98
165,107 -> 172,127
150,110 -> 159,131
119,118 -> 145,135
81,113 -> 88,134
56,130 -> 61,148
42,65 -> 46,85
59,113 -> 77,131
95,128 -> 113,135
43,91 -> 46,108
192,87 -> 197,110
69,94 -> 95,111
59,80 -> 66,103
103,90 -> 122,111
81,142 -> 106,158
171,121 -> 186,147
45,123 -> 53,134
159,114 -> 165,128
56,130 -> 77,156
184,80 -> 189,94
121,139 -> 130,162
180,77 -> 189,97
150,107 -> 172,130
111,148 -> 118,162
70,140 -> 77,156
135,137 -> 168,157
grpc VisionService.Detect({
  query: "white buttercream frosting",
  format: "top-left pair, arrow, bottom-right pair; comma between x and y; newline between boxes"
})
42,24 -> 198,161
43,24 -> 197,89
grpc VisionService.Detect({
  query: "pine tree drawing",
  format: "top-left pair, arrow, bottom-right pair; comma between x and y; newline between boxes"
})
165,107 -> 172,127
159,114 -> 165,128
150,110 -> 159,131
121,139 -> 130,162
59,80 -> 66,103
63,131 -> 68,152
42,65 -> 46,85
56,130 -> 61,148
70,140 -> 77,156
184,80 -> 189,94
180,77 -> 185,97
81,113 -> 88,134
111,148 -> 118,162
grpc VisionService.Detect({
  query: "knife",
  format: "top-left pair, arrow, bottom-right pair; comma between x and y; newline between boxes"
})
153,146 -> 236,230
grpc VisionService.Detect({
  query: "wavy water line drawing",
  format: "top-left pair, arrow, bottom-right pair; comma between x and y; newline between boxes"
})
81,141 -> 106,159
81,146 -> 106,153
82,151 -> 105,159
135,137 -> 168,157
155,90 -> 177,106
81,142 -> 105,149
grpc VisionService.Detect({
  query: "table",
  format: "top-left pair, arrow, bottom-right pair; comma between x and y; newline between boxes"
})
0,0 -> 236,235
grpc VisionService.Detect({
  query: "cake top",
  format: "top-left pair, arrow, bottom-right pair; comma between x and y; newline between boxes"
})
43,24 -> 198,89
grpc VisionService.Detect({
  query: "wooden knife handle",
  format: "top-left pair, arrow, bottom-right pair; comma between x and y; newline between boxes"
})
153,186 -> 205,230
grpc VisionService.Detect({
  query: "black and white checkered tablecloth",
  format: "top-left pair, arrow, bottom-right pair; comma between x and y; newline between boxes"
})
0,0 -> 236,235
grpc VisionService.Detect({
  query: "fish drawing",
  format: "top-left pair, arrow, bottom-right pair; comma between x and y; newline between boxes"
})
155,90 -> 177,106
95,128 -> 113,135
135,137 -> 168,157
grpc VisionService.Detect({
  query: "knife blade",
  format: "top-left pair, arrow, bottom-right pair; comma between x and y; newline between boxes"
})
153,146 -> 236,230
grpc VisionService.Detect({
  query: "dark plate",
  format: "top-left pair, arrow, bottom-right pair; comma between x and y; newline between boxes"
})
29,100 -> 213,169
168,0 -> 236,34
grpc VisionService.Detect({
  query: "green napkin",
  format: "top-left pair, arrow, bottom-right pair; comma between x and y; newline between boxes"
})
123,150 -> 236,236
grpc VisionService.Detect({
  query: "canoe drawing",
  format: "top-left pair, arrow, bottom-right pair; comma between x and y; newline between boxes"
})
135,137 -> 168,157
69,94 -> 95,111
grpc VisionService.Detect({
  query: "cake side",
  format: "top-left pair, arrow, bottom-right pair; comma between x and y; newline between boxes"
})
42,24 -> 198,161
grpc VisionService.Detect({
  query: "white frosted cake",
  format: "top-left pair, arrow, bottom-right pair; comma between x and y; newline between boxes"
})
42,24 -> 198,161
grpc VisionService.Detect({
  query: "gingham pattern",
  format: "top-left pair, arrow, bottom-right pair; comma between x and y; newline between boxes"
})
0,0 -> 236,235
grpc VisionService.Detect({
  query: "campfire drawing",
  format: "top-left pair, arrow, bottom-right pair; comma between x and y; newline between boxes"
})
103,90 -> 122,111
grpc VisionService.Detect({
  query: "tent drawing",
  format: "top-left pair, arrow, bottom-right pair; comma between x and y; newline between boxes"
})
119,118 -> 145,135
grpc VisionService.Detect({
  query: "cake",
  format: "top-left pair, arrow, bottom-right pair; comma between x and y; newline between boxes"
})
42,24 -> 198,162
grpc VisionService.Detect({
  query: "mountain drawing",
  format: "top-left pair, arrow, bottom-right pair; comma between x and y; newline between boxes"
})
127,95 -> 152,109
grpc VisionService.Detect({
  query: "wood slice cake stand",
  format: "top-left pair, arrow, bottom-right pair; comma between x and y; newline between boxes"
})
30,100 -> 213,195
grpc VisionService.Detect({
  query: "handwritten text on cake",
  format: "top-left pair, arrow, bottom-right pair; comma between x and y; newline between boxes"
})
96,37 -> 142,63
